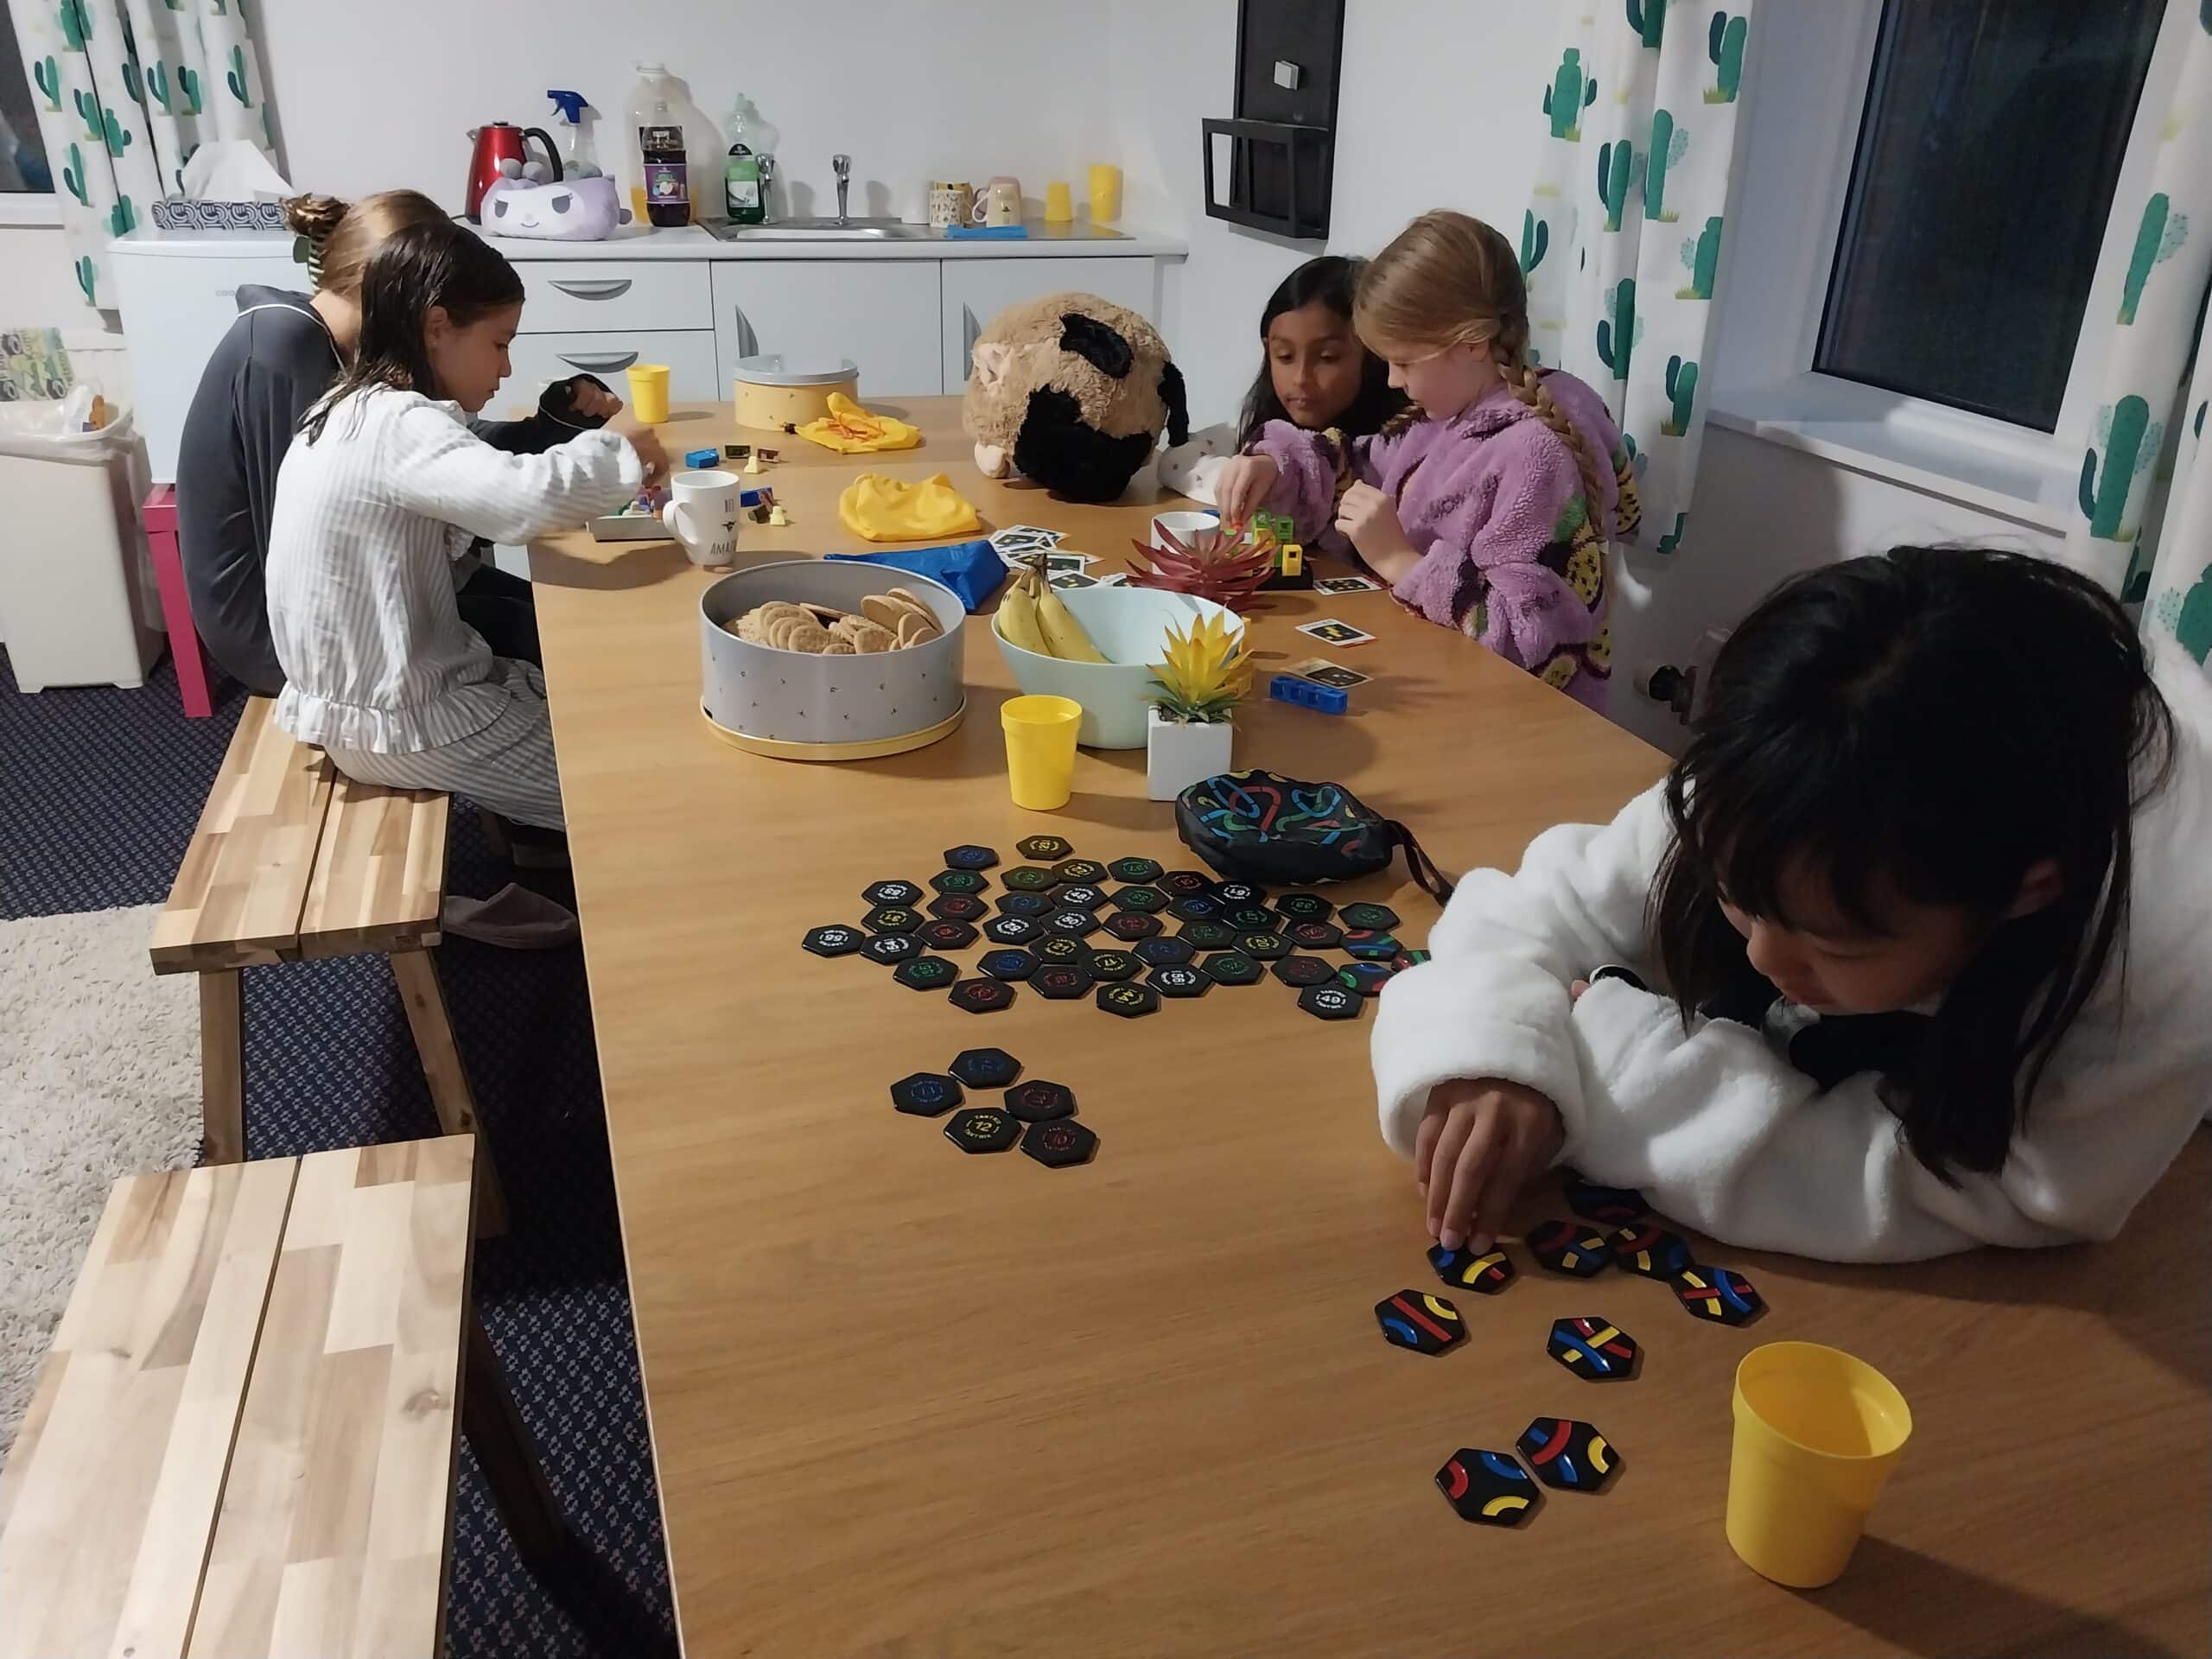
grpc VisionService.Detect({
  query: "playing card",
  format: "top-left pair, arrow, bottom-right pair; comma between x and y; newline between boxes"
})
1315,575 -> 1383,594
1296,619 -> 1377,647
991,524 -> 1065,551
1043,552 -> 1094,573
1288,657 -> 1370,689
1049,571 -> 1098,589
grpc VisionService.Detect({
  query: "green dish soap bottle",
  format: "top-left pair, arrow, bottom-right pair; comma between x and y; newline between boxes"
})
722,94 -> 775,226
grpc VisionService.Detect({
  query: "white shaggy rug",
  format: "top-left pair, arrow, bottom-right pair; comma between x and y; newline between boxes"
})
0,905 -> 199,1447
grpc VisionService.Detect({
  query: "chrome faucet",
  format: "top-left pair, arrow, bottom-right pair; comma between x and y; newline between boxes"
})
832,154 -> 852,224
756,153 -> 778,222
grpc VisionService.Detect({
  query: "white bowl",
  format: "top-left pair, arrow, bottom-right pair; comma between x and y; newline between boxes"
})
994,584 -> 1244,748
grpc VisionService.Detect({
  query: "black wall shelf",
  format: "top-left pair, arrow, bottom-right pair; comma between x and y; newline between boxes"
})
1203,0 -> 1344,240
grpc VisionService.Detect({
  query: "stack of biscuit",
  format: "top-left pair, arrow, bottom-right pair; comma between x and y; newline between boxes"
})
727,588 -> 945,655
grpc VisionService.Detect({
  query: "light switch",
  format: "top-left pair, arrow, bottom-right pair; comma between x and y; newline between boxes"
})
1273,59 -> 1303,91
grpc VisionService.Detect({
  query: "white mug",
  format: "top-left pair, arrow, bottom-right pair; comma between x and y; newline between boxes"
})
971,175 -> 1021,226
663,468 -> 741,569
1151,509 -> 1220,550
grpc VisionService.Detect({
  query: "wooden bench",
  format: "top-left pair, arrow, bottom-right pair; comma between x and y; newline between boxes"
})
0,1138 -> 563,1658
150,697 -> 506,1232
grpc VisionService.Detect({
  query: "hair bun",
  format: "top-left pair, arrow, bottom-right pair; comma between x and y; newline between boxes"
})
282,194 -> 350,240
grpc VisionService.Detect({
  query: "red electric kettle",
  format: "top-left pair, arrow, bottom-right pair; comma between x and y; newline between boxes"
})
465,122 -> 563,221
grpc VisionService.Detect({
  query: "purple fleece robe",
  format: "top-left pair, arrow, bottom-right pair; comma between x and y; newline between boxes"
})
1251,371 -> 1624,709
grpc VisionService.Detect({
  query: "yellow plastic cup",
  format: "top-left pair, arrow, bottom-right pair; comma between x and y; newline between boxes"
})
1001,695 -> 1082,810
1088,163 -> 1122,225
1726,1341 -> 1913,1588
625,363 -> 671,424
1044,181 -> 1074,222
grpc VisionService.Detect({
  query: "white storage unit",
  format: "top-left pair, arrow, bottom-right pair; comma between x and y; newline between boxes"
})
712,261 -> 944,398
940,257 -> 1162,391
508,331 -> 721,404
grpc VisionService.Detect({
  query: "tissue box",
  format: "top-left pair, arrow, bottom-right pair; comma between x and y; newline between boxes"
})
149,198 -> 287,233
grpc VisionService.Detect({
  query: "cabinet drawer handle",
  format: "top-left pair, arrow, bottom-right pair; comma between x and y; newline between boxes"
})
550,279 -> 633,300
558,351 -> 639,372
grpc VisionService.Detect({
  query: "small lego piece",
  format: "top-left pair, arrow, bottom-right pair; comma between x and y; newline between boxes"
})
1269,674 -> 1348,715
1281,542 -> 1304,577
767,505 -> 791,526
685,447 -> 720,469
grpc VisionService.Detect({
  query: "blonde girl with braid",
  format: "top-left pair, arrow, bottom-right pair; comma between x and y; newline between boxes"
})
1217,211 -> 1638,709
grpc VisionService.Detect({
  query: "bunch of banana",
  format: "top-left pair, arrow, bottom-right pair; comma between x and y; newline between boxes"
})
994,563 -> 1108,664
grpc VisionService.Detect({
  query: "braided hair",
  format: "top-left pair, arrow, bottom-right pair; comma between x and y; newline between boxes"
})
1353,211 -> 1610,524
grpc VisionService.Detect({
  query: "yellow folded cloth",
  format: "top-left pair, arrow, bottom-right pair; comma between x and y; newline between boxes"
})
838,471 -> 982,543
797,393 -> 922,454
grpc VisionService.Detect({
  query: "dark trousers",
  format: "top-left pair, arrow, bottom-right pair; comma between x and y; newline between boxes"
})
457,563 -> 542,668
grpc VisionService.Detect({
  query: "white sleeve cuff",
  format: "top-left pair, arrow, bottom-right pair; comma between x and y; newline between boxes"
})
1370,957 -> 1586,1159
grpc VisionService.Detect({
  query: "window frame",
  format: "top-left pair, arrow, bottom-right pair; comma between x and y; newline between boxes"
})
1707,0 -> 2199,528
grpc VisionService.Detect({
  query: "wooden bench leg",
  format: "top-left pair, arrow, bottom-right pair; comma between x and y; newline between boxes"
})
461,1306 -> 571,1569
390,950 -> 510,1236
200,969 -> 245,1164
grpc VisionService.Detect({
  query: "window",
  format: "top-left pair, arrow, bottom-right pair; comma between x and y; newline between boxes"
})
1815,0 -> 2163,431
0,1 -> 54,194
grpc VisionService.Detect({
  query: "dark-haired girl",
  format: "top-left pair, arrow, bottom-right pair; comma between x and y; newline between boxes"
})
1372,547 -> 2211,1262
266,220 -> 666,830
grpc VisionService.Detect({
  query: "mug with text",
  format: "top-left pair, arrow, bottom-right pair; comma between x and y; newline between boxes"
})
662,469 -> 741,569
929,181 -> 974,229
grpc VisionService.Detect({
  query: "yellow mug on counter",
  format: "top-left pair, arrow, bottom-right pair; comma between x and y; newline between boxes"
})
1001,695 -> 1082,810
1088,163 -> 1122,225
625,362 -> 671,424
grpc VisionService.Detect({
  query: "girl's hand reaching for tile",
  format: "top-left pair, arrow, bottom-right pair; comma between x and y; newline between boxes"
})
1414,1077 -> 1565,1254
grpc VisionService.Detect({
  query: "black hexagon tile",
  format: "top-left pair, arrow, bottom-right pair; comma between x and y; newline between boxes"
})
1179,920 -> 1236,951
1003,1080 -> 1077,1122
943,844 -> 999,871
994,891 -> 1051,917
1274,892 -> 1334,923
1133,935 -> 1195,968
1016,835 -> 1073,861
918,918 -> 978,951
1045,909 -> 1103,939
1565,1174 -> 1649,1225
1033,935 -> 1088,966
1084,950 -> 1141,982
1233,931 -> 1290,960
893,955 -> 961,992
1271,955 -> 1337,988
1214,881 -> 1266,906
861,879 -> 926,907
1609,1224 -> 1693,1278
1103,911 -> 1162,942
948,978 -> 1017,1014
1548,1317 -> 1639,1382
1096,981 -> 1160,1018
802,924 -> 865,958
949,1048 -> 1020,1089
859,932 -> 923,966
1147,964 -> 1211,999
863,904 -> 925,935
1517,1417 -> 1622,1493
1200,951 -> 1263,986
1673,1265 -> 1765,1325
1021,1119 -> 1097,1168
890,1071 -> 963,1116
1160,869 -> 1214,898
927,893 -> 988,922
1435,1449 -> 1537,1527
930,868 -> 990,896
1052,858 -> 1107,886
1055,883 -> 1110,912
982,914 -> 1043,947
1375,1289 -> 1465,1355
1429,1243 -> 1516,1294
1337,962 -> 1395,997
1287,920 -> 1344,950
1298,982 -> 1361,1020
1030,964 -> 1093,1001
1527,1220 -> 1613,1277
1168,894 -> 1224,924
1338,901 -> 1401,931
1107,856 -> 1163,884
944,1107 -> 1020,1154
1001,865 -> 1059,893
1341,930 -> 1403,962
977,948 -> 1039,982
1224,905 -> 1276,931
1110,886 -> 1170,915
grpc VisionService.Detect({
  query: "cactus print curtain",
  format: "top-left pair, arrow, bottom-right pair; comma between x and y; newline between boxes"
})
1523,1 -> 1757,558
9,0 -> 278,309
2069,10 -> 2212,681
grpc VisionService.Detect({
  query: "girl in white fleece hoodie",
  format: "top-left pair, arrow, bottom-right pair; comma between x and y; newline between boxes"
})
1375,547 -> 2211,1263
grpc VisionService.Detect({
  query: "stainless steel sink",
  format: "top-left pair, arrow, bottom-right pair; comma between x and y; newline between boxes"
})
709,218 -> 934,241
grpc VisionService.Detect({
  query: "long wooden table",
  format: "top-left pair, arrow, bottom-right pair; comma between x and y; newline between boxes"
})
531,398 -> 2210,1657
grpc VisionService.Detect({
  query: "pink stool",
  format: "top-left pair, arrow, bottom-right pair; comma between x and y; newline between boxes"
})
142,485 -> 213,718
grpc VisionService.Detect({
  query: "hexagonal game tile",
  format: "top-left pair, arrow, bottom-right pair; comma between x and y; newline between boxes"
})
1201,952 -> 1263,986
1004,1080 -> 1077,1122
1338,901 -> 1401,931
802,924 -> 865,958
890,1071 -> 963,1116
893,955 -> 961,993
1298,982 -> 1362,1020
1103,911 -> 1162,942
1001,866 -> 1059,893
1033,935 -> 1088,966
1147,964 -> 1211,999
860,932 -> 923,967
1566,1175 -> 1649,1225
1392,949 -> 1433,972
1214,881 -> 1266,906
1044,909 -> 1103,939
994,891 -> 1052,917
1271,955 -> 1338,988
1274,892 -> 1334,924
931,868 -> 990,896
1375,1289 -> 1465,1355
1109,885 -> 1169,913
1134,935 -> 1195,967
1084,950 -> 1141,982
943,844 -> 1000,872
1016,835 -> 1074,861
1337,963 -> 1395,997
918,919 -> 979,952
944,1107 -> 1020,1154
1180,920 -> 1236,951
1168,894 -> 1224,923
1429,1243 -> 1516,1294
1108,856 -> 1164,884
1055,883 -> 1110,912
927,893 -> 988,922
1160,869 -> 1215,898
1224,906 -> 1276,931
1672,1265 -> 1764,1325
982,914 -> 1043,947
1517,1416 -> 1621,1493
1527,1220 -> 1613,1277
1052,858 -> 1108,886
1287,920 -> 1344,950
1435,1449 -> 1538,1527
862,880 -> 926,907
1096,982 -> 1160,1018
947,978 -> 1017,1014
1021,1119 -> 1098,1168
1342,930 -> 1402,962
978,948 -> 1039,982
1234,931 -> 1290,960
1548,1317 -> 1640,1382
949,1048 -> 1021,1089
864,905 -> 924,935
1609,1224 -> 1693,1279
1030,964 -> 1094,1000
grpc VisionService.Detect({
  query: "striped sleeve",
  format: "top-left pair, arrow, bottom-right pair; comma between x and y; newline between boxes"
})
383,401 -> 642,546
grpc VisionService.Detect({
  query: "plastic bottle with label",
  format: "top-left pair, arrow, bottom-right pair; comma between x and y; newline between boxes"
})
618,62 -> 724,226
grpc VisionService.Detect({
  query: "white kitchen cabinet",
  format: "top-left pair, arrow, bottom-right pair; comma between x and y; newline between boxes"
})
507,330 -> 721,404
940,257 -> 1161,392
711,262 -> 944,398
516,260 -> 712,334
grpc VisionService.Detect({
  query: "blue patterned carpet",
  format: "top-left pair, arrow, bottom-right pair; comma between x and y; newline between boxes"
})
0,648 -> 676,1657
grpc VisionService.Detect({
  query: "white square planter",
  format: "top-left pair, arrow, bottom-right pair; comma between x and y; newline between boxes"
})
1147,707 -> 1234,800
